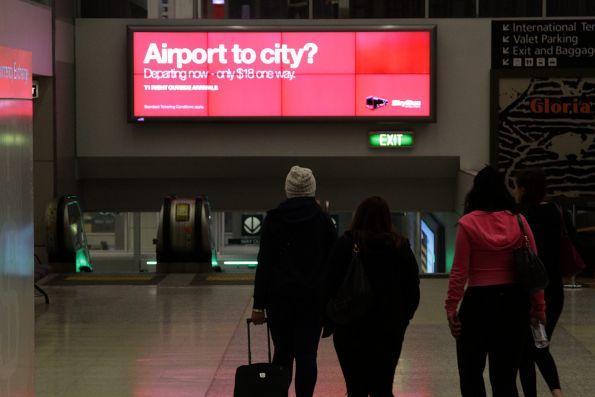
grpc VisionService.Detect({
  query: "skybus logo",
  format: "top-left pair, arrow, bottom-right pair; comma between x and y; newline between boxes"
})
392,99 -> 422,109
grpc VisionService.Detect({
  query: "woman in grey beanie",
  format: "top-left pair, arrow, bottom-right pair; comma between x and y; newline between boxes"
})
251,165 -> 337,397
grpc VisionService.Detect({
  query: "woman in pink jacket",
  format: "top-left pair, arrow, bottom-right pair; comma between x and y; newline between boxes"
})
445,166 -> 545,397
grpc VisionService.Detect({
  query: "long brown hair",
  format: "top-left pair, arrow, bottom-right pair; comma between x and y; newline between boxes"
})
514,167 -> 547,206
350,196 -> 403,246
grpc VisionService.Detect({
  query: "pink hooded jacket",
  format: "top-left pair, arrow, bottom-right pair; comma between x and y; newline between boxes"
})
445,210 -> 546,321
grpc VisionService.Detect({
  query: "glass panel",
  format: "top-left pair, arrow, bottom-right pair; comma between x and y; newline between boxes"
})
349,0 -> 424,18
28,0 -> 52,6
479,0 -> 541,17
313,0 -> 339,18
84,212 -> 129,251
430,0 -> 476,17
79,0 -> 147,18
547,0 -> 595,16
223,0 -> 302,19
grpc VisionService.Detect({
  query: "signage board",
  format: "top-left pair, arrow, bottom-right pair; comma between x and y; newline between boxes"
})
32,80 -> 39,98
493,20 -> 595,69
0,46 -> 32,99
128,26 -> 436,121
228,238 -> 260,245
369,131 -> 414,148
492,74 -> 595,198
241,214 -> 263,236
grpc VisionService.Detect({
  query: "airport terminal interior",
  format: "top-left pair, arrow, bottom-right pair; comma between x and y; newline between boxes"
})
2,0 -> 595,396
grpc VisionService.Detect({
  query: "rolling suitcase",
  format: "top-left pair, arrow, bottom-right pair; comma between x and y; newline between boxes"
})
233,318 -> 291,397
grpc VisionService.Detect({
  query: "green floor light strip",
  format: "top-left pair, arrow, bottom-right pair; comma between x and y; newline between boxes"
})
223,260 -> 258,266
146,260 -> 158,266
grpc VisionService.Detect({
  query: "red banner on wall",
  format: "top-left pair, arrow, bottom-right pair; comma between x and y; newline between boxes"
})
0,46 -> 32,99
129,29 -> 434,120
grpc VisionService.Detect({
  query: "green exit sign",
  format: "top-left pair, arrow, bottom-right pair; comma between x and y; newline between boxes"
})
369,132 -> 414,148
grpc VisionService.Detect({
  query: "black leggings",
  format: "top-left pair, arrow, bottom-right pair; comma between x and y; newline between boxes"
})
267,304 -> 322,397
519,284 -> 564,396
456,284 -> 528,397
333,324 -> 407,397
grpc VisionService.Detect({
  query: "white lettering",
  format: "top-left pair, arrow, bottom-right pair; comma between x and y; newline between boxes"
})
392,99 -> 422,109
143,43 -> 228,68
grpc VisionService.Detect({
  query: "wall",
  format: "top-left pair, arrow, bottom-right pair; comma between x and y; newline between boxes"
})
0,0 -> 52,76
54,1 -> 78,198
76,18 -> 489,163
75,18 -> 490,211
32,0 -> 78,261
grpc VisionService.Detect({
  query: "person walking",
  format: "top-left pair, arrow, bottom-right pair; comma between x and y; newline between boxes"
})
513,167 -> 564,397
325,196 -> 420,397
251,165 -> 337,397
445,166 -> 546,397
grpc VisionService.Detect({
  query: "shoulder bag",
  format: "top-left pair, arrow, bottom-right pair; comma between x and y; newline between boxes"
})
513,214 -> 549,292
326,243 -> 373,325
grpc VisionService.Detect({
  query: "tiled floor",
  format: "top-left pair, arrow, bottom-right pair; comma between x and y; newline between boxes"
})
35,277 -> 595,396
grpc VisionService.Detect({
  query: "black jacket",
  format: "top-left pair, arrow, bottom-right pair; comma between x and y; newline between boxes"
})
325,231 -> 420,329
253,197 -> 337,309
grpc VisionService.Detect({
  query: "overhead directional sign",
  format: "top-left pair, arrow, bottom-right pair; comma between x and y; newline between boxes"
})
242,215 -> 263,236
493,20 -> 595,69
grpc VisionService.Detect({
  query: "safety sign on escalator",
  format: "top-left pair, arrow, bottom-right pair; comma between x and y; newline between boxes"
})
242,215 -> 263,237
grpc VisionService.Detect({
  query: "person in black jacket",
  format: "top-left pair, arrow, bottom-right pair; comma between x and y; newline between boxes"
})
513,168 -> 564,397
251,165 -> 337,397
325,196 -> 420,397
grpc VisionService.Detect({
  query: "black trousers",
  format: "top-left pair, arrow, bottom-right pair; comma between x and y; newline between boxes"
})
456,284 -> 528,397
266,302 -> 322,397
519,282 -> 564,396
333,323 -> 407,397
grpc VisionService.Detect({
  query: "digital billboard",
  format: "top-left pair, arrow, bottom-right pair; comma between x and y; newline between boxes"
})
128,26 -> 436,121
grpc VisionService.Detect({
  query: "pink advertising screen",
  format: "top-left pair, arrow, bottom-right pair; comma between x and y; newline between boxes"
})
128,26 -> 436,121
0,46 -> 32,99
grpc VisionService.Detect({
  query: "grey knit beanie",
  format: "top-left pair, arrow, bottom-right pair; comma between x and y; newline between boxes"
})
285,166 -> 316,198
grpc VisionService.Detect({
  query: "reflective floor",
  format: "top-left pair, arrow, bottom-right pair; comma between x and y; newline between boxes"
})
35,277 -> 595,396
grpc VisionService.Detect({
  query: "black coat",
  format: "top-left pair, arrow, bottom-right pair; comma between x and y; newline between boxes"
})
325,231 -> 420,332
253,197 -> 337,310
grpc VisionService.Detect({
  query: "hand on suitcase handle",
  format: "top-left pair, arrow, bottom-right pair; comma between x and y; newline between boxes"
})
250,310 -> 267,325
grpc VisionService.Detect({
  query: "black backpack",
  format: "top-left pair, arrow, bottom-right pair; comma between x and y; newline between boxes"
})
326,243 -> 373,325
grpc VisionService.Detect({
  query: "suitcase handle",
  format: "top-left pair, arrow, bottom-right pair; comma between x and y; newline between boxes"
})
246,318 -> 272,364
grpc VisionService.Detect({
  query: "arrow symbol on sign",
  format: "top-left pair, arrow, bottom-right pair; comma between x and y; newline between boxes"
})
503,24 -> 510,31
503,47 -> 510,55
502,59 -> 510,66
503,36 -> 510,43
243,217 -> 262,235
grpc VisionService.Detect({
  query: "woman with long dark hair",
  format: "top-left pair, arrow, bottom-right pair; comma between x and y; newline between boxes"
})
445,166 -> 546,397
325,196 -> 420,397
514,167 -> 564,397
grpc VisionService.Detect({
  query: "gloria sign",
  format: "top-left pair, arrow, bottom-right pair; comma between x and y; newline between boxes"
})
128,26 -> 435,121
494,75 -> 595,198
0,46 -> 32,99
